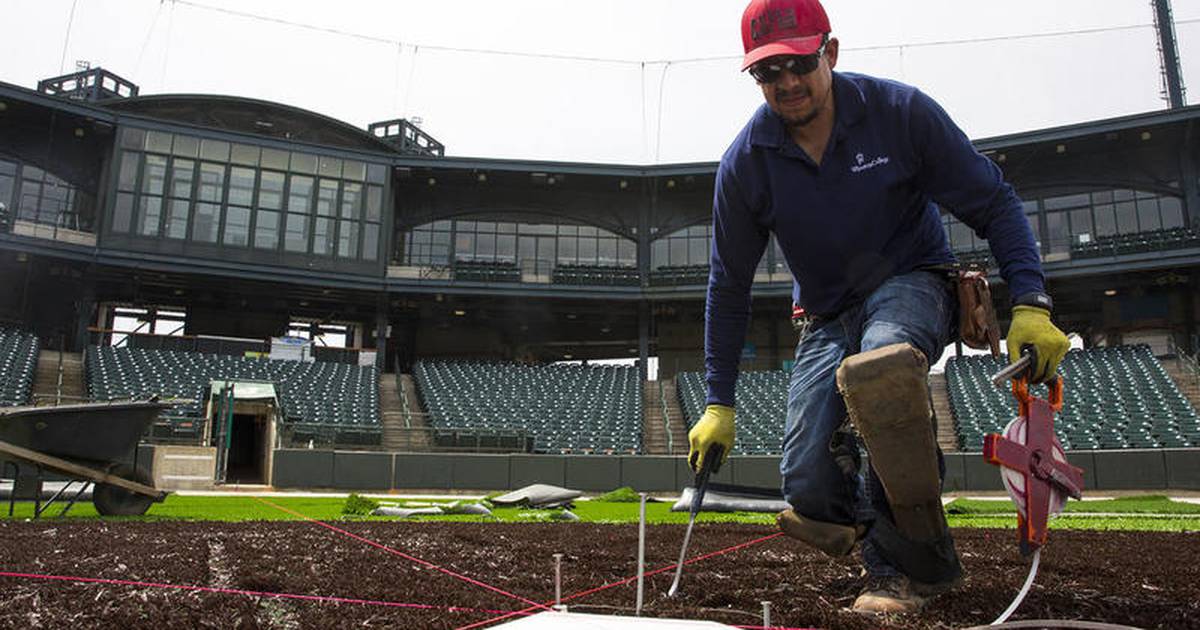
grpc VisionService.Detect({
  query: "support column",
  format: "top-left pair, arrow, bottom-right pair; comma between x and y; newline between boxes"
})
375,299 -> 389,372
74,275 -> 95,352
638,177 -> 654,383
1182,120 -> 1200,228
638,179 -> 653,287
638,301 -> 650,382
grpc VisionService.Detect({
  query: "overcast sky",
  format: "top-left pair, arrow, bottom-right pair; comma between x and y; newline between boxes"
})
2,0 -> 1198,164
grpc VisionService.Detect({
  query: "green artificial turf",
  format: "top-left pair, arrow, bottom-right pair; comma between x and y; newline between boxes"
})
593,486 -> 643,503
945,494 -> 1200,515
1,495 -> 347,521
946,514 -> 1200,532
2,493 -> 1197,533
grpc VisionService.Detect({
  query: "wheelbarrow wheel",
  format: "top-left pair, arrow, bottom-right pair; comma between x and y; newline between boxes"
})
94,464 -> 155,516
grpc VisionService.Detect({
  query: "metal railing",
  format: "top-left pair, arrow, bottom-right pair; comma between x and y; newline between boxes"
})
1166,337 -> 1200,379
53,336 -> 66,406
30,393 -> 90,406
277,422 -> 532,454
7,210 -> 98,244
394,357 -> 412,429
1178,351 -> 1200,389
658,379 -> 674,455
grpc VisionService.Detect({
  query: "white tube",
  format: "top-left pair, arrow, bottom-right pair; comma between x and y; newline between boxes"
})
761,601 -> 771,629
992,548 -> 1041,625
553,552 -> 564,608
636,493 -> 647,615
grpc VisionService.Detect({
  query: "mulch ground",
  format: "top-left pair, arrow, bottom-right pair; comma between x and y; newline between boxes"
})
0,520 -> 1196,629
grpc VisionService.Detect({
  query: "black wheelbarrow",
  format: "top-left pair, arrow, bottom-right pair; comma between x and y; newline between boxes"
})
0,400 -> 171,517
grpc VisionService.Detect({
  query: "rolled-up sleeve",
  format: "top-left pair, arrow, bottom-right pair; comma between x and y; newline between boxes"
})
909,89 -> 1045,299
705,162 -> 768,407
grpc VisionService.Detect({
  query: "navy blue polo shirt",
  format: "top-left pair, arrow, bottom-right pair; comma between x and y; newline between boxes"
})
705,71 -> 1044,407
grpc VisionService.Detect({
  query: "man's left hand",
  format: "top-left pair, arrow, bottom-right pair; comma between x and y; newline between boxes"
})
1006,305 -> 1069,383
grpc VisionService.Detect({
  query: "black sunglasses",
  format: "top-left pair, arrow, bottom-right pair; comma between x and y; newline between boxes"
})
749,42 -> 828,84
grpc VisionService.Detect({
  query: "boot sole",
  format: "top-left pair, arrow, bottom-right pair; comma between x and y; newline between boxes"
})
775,509 -> 860,557
837,343 -> 948,543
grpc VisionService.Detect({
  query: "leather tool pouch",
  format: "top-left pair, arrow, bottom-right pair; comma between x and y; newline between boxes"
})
956,270 -> 1001,356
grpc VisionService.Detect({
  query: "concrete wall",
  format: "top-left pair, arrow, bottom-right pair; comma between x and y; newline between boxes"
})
153,445 -> 215,490
271,449 -> 1200,493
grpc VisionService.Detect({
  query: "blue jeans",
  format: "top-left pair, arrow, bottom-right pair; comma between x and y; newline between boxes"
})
780,270 -> 954,577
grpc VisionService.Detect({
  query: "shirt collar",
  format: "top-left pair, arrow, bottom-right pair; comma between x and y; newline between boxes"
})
749,72 -> 867,149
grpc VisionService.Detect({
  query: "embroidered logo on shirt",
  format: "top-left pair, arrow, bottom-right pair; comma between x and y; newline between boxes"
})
850,152 -> 890,173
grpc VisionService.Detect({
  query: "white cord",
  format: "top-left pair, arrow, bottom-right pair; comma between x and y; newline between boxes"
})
992,549 -> 1041,625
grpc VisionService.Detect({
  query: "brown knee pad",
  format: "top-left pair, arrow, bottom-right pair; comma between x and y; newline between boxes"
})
836,342 -> 946,543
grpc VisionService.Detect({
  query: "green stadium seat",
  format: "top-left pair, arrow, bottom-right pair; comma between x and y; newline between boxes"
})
413,361 -> 643,454
945,344 -> 1200,452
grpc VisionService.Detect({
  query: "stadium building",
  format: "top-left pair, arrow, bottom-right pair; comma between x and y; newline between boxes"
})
1,64 -> 1198,491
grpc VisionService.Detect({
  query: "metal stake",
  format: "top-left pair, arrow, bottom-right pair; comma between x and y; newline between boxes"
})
761,600 -> 772,629
636,492 -> 647,615
553,553 -> 563,608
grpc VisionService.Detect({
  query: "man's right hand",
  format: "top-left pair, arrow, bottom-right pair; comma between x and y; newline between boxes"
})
688,404 -> 735,473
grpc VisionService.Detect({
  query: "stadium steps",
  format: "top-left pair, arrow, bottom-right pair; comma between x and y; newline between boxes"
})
32,351 -> 86,403
929,373 -> 958,453
380,373 -> 430,451
642,380 -> 676,455
1161,359 -> 1200,416
660,379 -> 688,454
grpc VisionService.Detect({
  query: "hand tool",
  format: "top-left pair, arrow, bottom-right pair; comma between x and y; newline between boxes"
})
667,443 -> 724,597
984,347 -> 1085,555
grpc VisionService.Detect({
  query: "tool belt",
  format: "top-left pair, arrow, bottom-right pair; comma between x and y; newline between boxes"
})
955,269 -> 1001,356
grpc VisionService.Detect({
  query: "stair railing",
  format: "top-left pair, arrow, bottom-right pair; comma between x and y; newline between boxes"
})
394,357 -> 412,429
1180,352 -> 1200,390
658,379 -> 674,455
1168,337 -> 1200,391
54,334 -> 66,406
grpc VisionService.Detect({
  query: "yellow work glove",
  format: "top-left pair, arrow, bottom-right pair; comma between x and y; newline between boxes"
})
1006,305 -> 1069,383
688,404 -> 735,473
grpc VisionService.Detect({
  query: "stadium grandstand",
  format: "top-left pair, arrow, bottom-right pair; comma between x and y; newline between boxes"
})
1,58 -> 1199,491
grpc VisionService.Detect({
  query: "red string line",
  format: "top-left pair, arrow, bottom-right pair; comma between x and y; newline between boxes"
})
253,497 -> 554,612
0,570 -> 528,616
454,531 -> 786,630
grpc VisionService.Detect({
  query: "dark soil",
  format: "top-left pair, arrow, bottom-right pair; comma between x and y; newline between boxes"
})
0,520 -> 1196,629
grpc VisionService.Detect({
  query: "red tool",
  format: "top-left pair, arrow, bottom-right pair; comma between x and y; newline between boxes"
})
984,352 -> 1085,556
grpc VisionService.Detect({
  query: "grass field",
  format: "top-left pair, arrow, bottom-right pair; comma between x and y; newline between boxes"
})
4,493 -> 1199,532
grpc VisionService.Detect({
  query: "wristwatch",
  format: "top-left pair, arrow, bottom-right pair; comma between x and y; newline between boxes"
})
1012,291 -> 1053,312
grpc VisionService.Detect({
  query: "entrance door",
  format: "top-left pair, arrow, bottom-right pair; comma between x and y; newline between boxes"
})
225,413 -> 265,484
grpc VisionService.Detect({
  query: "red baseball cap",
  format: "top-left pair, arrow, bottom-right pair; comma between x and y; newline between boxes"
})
741,0 -> 831,70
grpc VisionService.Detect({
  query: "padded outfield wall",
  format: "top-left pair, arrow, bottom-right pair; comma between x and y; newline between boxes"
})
269,449 -> 1200,493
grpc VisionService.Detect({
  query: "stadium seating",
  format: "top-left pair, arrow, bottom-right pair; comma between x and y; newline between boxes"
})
553,264 -> 639,286
676,370 -> 786,455
650,265 -> 710,286
0,327 -> 38,407
85,346 -> 380,439
1071,227 -> 1200,259
413,360 -> 642,454
946,345 -> 1200,451
454,259 -> 521,283
954,249 -> 995,269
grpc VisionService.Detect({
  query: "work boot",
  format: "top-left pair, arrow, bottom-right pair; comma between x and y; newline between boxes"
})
852,575 -> 925,614
775,509 -> 864,557
852,573 -> 962,614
